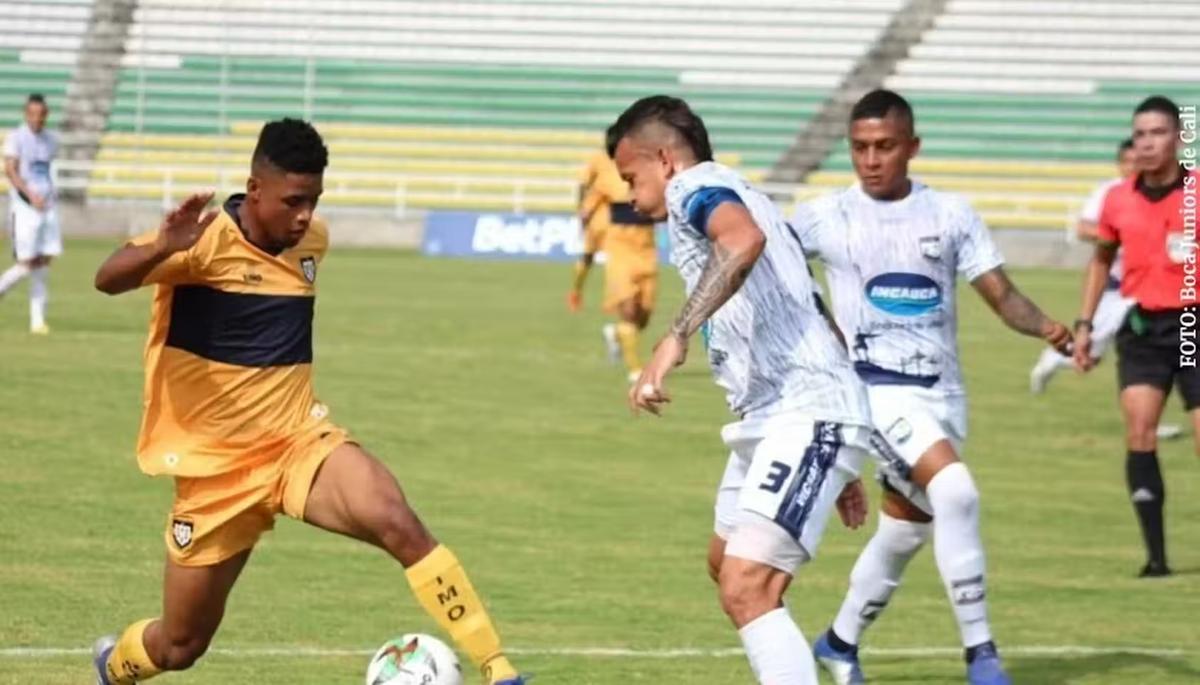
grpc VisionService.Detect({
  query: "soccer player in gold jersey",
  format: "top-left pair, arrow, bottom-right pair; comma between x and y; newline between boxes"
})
91,119 -> 525,685
568,148 -> 658,381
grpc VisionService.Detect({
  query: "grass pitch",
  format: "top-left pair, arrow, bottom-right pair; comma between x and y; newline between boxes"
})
0,240 -> 1196,684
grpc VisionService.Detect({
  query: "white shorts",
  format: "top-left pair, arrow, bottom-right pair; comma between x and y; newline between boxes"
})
8,200 -> 62,261
1090,289 -> 1136,360
868,385 -> 967,514
713,413 -> 872,573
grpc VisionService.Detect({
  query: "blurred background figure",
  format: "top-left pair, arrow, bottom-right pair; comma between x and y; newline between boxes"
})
1,93 -> 59,334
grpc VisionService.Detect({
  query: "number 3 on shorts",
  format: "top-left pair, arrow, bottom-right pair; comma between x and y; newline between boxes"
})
759,461 -> 792,494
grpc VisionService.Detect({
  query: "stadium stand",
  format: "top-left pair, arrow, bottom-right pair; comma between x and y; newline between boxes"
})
5,0 -> 1196,232
0,0 -> 90,193
800,0 -> 1200,231
89,0 -> 904,211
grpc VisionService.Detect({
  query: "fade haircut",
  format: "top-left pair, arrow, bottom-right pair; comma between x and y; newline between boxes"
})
850,89 -> 915,135
1133,95 -> 1180,130
606,95 -> 714,162
252,118 -> 328,174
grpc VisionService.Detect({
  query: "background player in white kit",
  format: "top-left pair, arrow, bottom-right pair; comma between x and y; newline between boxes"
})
1030,138 -> 1136,392
1,93 -> 60,333
794,90 -> 1071,685
1028,139 -> 1181,437
609,95 -> 887,685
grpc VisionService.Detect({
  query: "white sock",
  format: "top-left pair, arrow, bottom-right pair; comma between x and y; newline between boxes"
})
29,266 -> 48,329
737,607 -> 819,685
927,462 -> 992,648
831,513 -> 930,645
1036,347 -> 1073,373
0,263 -> 30,295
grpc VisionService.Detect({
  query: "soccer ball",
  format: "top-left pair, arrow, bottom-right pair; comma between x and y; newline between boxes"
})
365,634 -> 463,685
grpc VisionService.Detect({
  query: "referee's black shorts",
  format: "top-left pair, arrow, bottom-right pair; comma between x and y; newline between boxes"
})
1116,306 -> 1200,409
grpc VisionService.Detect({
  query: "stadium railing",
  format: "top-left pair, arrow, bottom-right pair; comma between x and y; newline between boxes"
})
41,160 -> 1082,238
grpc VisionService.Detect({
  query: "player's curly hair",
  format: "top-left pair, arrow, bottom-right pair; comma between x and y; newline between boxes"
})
1134,95 -> 1180,130
606,95 -> 714,162
253,118 -> 328,174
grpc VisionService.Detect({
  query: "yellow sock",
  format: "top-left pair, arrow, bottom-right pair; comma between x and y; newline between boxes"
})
615,321 -> 642,374
105,619 -> 164,684
406,545 -> 518,684
570,259 -> 590,293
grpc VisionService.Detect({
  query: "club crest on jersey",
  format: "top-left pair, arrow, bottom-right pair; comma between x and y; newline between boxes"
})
919,236 -> 943,260
300,256 -> 317,283
171,518 -> 194,549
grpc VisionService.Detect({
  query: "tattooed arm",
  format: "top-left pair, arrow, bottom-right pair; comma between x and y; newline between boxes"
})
630,202 -> 766,415
972,266 -> 1071,352
668,202 -> 766,342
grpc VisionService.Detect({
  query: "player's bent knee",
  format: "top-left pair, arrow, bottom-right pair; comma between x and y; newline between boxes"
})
877,514 -> 931,556
926,462 -> 979,520
717,561 -> 780,627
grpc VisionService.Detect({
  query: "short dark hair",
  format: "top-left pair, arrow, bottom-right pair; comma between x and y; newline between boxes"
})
606,95 -> 713,162
26,93 -> 46,107
252,118 -> 328,174
1117,137 -> 1134,157
850,89 -> 914,134
1133,95 -> 1180,129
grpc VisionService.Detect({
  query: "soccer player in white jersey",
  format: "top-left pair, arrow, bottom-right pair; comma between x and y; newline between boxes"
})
1,93 -> 60,334
794,90 -> 1071,685
609,95 -> 888,685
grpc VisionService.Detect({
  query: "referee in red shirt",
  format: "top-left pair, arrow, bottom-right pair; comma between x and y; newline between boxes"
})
1074,96 -> 1196,578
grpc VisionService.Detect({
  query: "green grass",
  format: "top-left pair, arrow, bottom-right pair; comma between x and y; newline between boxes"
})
0,241 -> 1197,684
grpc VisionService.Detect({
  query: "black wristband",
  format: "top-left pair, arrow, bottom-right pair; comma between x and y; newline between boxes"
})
1073,318 -> 1093,332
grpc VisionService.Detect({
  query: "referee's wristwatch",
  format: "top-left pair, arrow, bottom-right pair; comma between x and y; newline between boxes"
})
1073,318 -> 1093,332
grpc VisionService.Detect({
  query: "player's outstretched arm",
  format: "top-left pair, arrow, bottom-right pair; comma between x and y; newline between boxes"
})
1073,242 -> 1118,370
971,266 -> 1071,354
95,192 -> 218,295
630,202 -> 765,415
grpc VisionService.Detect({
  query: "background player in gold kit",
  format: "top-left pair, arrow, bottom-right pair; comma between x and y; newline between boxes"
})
567,147 -> 658,381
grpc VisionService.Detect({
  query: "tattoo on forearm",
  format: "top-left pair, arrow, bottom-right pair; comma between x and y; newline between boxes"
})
670,242 -> 754,340
998,285 -> 1047,337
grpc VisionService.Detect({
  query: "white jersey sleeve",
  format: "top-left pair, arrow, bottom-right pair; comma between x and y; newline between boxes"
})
951,199 -> 1004,282
2,130 -> 16,159
790,202 -> 826,258
1080,178 -> 1123,224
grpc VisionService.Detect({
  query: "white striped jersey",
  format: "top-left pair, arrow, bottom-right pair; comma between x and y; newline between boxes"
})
794,181 -> 1004,396
1080,177 -> 1125,288
2,124 -> 57,207
664,161 -> 869,424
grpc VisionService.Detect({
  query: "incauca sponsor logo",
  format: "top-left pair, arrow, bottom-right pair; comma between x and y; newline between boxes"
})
865,273 -> 942,316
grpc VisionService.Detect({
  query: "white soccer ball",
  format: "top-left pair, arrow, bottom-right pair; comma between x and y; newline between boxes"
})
365,634 -> 464,685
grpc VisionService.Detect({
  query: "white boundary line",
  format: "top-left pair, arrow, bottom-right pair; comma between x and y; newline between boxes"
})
0,645 -> 1188,659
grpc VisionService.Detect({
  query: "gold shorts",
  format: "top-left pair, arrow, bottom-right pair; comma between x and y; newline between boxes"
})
164,421 -> 348,566
603,258 -> 658,314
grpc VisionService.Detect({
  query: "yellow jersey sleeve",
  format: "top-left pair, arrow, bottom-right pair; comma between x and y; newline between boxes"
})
129,230 -> 197,286
592,157 -> 630,203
